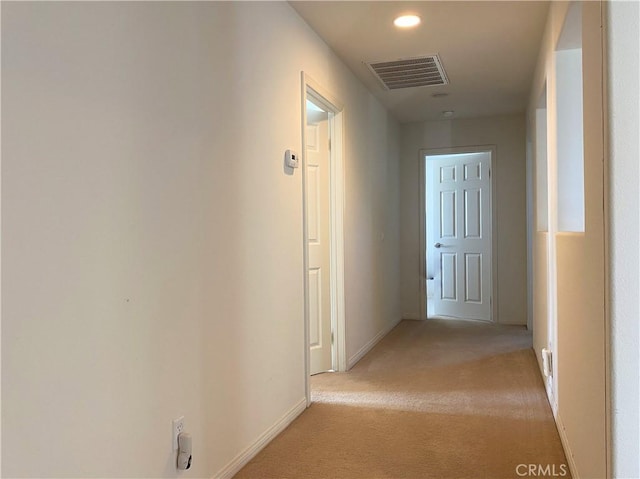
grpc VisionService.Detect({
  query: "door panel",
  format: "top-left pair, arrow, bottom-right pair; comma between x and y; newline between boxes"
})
440,191 -> 457,238
464,162 -> 482,181
465,253 -> 482,302
441,253 -> 457,300
464,189 -> 481,238
306,113 -> 332,375
307,164 -> 320,242
441,165 -> 456,182
308,268 -> 321,347
427,152 -> 492,321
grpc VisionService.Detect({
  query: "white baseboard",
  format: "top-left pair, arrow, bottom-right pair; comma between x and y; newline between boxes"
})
537,359 -> 569,476
347,318 -> 402,370
554,411 -> 579,479
213,397 -> 307,479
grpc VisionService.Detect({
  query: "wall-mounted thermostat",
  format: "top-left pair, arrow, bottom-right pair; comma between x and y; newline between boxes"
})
285,149 -> 299,168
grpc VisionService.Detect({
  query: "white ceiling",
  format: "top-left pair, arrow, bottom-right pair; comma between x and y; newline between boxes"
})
290,1 -> 550,124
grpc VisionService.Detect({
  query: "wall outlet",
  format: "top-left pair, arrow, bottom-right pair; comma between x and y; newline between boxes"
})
172,416 -> 185,451
542,348 -> 553,378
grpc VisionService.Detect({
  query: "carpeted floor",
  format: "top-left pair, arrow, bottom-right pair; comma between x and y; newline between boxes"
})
234,319 -> 570,479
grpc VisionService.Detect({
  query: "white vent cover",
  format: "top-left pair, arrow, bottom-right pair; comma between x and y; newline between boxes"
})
366,55 -> 449,90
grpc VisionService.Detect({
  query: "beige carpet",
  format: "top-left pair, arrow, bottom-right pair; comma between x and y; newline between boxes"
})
234,319 -> 570,479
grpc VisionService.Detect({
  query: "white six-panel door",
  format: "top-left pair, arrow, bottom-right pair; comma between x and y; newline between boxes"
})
427,152 -> 492,321
307,113 -> 332,375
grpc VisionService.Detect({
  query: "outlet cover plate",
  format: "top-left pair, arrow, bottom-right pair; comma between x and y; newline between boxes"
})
172,416 -> 184,451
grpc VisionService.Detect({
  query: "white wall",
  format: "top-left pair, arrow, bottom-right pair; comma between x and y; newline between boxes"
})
399,114 -> 527,324
343,93 -> 401,365
527,2 -> 607,477
607,2 -> 640,478
0,2 -> 400,477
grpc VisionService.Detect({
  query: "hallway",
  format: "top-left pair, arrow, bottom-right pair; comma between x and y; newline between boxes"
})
235,319 -> 568,479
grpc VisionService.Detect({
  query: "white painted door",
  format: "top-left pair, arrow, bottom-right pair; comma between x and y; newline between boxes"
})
427,152 -> 492,321
306,106 -> 332,375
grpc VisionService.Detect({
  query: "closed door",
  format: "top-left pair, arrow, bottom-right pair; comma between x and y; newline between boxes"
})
306,102 -> 332,375
426,152 -> 492,321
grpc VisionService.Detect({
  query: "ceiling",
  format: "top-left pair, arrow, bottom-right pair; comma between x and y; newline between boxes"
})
290,1 -> 550,124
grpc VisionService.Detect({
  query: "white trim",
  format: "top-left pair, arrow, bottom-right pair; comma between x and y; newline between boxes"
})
301,74 -> 311,406
419,148 -> 427,321
213,398 -> 307,479
347,318 -> 402,370
0,3 -> 3,472
301,72 -> 347,409
554,411 -> 579,479
0,3 -> 3,474
525,134 -> 535,331
601,4 -> 613,476
330,108 -> 347,373
418,145 -> 498,323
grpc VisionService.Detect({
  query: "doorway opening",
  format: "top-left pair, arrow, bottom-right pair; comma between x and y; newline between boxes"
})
301,73 -> 346,406
419,147 -> 497,322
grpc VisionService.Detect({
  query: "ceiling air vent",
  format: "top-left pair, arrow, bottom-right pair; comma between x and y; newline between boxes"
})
366,55 -> 449,90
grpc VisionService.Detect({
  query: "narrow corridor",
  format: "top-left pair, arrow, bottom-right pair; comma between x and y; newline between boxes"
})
236,319 -> 568,479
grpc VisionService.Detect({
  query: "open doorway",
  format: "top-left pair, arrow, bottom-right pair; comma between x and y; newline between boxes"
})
420,147 -> 496,322
301,74 -> 346,405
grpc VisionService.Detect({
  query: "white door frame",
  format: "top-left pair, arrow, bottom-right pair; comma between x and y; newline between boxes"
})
419,145 -> 498,322
301,73 -> 346,407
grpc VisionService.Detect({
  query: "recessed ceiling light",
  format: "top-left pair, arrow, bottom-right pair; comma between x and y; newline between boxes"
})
394,15 -> 421,28
442,110 -> 455,118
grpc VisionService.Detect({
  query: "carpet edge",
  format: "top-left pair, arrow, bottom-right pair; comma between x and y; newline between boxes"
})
213,397 -> 307,479
347,317 -> 402,370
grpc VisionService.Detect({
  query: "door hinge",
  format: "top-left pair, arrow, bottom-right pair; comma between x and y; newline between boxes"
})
331,331 -> 334,345
489,168 -> 491,178
328,138 -> 331,151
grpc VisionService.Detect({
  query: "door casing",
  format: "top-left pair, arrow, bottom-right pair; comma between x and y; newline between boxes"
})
301,73 -> 346,406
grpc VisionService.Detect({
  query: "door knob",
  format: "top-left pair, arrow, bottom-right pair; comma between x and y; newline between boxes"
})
434,242 -> 443,248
